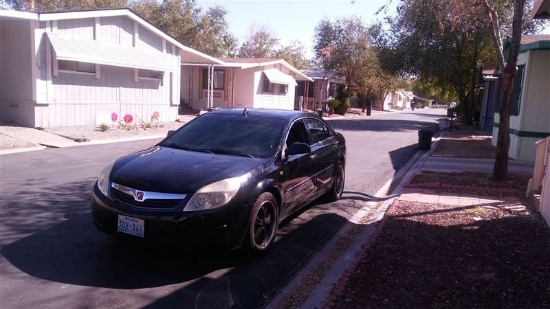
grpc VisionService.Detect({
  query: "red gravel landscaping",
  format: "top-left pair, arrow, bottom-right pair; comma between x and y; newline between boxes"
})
331,172 -> 550,309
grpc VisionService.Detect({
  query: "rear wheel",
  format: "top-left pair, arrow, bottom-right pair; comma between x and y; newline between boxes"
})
245,192 -> 278,254
326,163 -> 345,202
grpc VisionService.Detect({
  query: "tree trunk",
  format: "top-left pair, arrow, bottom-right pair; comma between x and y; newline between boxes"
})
493,68 -> 513,179
491,0 -> 525,181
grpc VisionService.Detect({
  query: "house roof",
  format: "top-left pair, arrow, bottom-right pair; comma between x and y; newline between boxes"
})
521,34 -> 550,44
0,8 -> 223,65
301,70 -> 344,81
217,58 -> 313,82
519,35 -> 550,52
532,0 -> 550,19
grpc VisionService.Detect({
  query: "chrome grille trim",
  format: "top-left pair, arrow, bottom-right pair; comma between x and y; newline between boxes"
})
111,182 -> 186,209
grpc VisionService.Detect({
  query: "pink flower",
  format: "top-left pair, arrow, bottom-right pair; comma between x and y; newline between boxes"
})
151,111 -> 160,120
123,114 -> 133,124
111,112 -> 118,122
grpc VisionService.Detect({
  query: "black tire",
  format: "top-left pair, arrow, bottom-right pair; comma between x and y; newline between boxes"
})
245,192 -> 278,254
326,163 -> 345,202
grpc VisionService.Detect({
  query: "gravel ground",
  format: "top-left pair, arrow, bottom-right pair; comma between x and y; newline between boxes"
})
43,121 -> 186,142
0,134 -> 36,150
326,122 -> 550,309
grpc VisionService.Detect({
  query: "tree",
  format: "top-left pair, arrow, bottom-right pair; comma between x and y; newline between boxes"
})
390,0 -> 542,180
313,16 -> 380,105
131,0 -> 236,57
4,0 -> 127,11
237,26 -> 279,58
274,40 -> 310,69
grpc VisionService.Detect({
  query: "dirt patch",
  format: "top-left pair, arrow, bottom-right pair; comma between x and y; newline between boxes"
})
432,122 -> 496,159
332,172 -> 550,309
407,171 -> 530,197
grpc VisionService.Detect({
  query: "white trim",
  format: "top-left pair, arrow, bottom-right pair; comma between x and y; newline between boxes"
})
263,68 -> 298,86
0,10 -> 38,20
45,21 -> 53,103
95,64 -> 101,79
30,20 -> 37,102
217,59 -> 313,82
38,10 -> 189,55
47,32 -> 175,71
58,69 -> 96,76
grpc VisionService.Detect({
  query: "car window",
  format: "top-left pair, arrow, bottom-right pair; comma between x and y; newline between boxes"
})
286,120 -> 310,147
159,113 -> 286,158
304,118 -> 332,144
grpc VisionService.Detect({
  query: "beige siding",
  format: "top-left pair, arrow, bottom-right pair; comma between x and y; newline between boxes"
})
493,50 -> 550,161
520,50 -> 550,134
98,16 -> 133,46
56,18 -> 94,39
0,19 -> 35,126
137,25 -> 162,51
253,65 -> 295,110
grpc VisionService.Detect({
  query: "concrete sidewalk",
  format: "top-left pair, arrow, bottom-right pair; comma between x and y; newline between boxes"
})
0,114 -> 197,155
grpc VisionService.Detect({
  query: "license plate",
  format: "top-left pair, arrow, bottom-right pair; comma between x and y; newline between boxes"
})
117,215 -> 144,237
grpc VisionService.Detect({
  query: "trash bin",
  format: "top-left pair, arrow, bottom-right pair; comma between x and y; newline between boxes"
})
317,109 -> 323,118
418,129 -> 433,150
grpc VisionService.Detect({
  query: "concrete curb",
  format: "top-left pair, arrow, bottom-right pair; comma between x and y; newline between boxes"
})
0,145 -> 48,155
0,135 -> 166,156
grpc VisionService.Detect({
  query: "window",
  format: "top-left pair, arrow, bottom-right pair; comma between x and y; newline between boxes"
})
262,74 -> 273,93
58,60 -> 95,73
511,65 -> 525,116
286,120 -> 310,147
304,118 -> 332,144
138,69 -> 163,80
202,69 -> 225,89
279,84 -> 288,95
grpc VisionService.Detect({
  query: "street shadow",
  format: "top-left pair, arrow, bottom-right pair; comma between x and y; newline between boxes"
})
1,178 -> 350,303
388,143 -> 421,172
327,117 -> 440,133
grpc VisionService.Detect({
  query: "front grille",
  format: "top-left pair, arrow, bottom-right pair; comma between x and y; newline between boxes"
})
111,188 -> 182,209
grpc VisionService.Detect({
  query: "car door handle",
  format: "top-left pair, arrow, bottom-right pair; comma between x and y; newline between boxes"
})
310,154 -> 317,160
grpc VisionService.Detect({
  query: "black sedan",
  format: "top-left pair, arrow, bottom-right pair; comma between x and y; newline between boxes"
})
91,108 -> 346,254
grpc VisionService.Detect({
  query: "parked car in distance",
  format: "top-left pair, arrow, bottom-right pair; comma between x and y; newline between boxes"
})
91,108 -> 346,254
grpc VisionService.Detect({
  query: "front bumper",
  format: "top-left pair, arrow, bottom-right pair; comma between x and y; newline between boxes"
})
90,186 -> 250,250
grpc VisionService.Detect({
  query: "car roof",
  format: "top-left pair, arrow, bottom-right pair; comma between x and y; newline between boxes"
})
207,108 -> 316,122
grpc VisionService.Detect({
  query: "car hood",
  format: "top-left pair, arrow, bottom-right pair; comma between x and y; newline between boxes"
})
110,146 -> 267,193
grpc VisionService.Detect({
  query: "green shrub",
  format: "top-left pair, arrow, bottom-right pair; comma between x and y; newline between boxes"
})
327,98 -> 341,111
99,123 -> 110,132
335,97 -> 350,115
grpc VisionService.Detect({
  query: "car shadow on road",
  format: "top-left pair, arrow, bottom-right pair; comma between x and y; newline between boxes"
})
1,178 -> 353,309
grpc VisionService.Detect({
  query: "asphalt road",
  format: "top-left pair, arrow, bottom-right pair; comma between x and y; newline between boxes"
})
0,108 -> 444,309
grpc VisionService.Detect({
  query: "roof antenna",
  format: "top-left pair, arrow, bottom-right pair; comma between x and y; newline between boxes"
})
243,108 -> 248,117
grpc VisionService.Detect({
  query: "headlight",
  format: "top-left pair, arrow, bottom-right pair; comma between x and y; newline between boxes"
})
97,160 -> 116,196
184,175 -> 248,212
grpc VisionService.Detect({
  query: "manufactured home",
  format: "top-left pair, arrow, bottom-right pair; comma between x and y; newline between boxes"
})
0,8 -> 220,128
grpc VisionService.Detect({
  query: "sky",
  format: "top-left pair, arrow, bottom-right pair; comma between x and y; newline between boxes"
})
196,0 -> 397,58
197,0 -> 550,59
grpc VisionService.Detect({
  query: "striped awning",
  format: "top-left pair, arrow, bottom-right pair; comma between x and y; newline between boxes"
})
46,32 -> 175,71
263,68 -> 297,86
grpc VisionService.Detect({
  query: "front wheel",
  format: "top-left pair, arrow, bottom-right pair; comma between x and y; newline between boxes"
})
245,192 -> 278,254
326,163 -> 345,202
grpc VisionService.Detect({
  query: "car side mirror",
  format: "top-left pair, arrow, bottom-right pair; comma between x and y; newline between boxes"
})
285,142 -> 311,158
167,130 -> 176,137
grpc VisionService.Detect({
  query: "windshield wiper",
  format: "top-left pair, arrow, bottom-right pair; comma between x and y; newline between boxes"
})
161,143 -> 213,153
208,147 -> 255,158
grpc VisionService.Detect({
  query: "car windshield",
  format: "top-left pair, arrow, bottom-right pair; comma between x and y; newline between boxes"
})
158,113 -> 287,158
